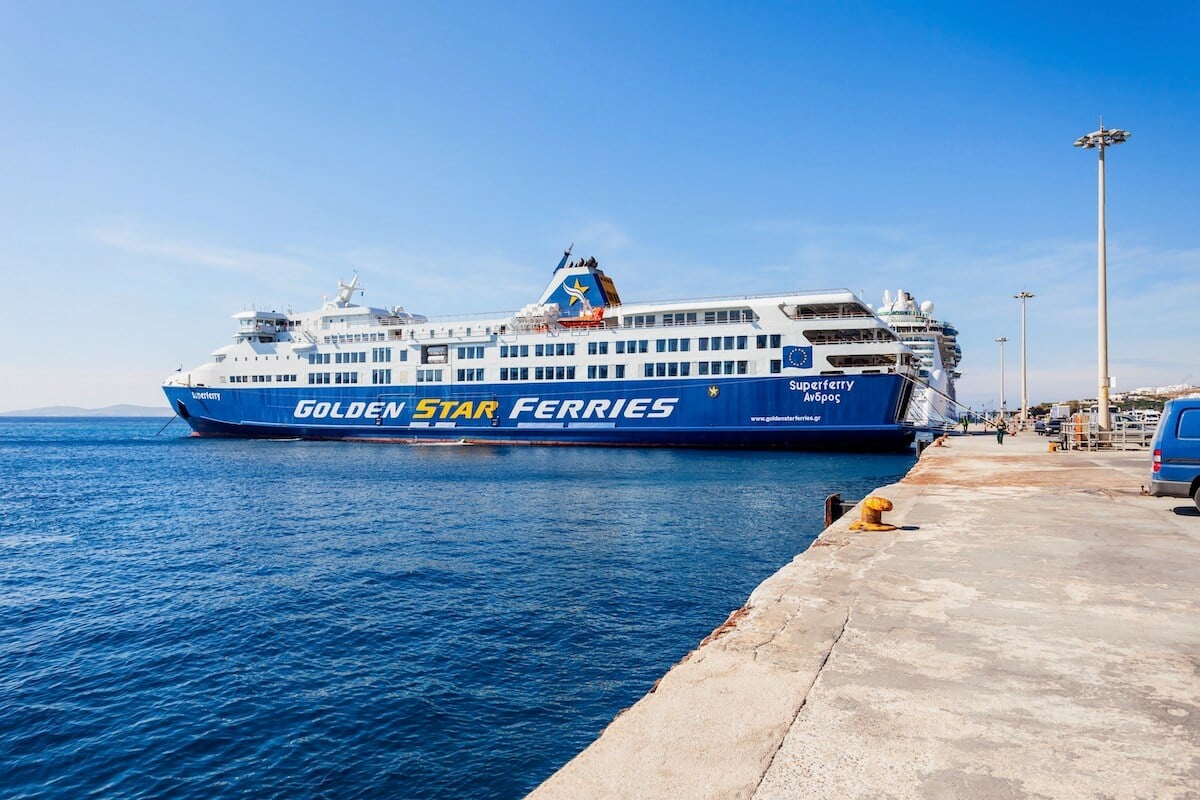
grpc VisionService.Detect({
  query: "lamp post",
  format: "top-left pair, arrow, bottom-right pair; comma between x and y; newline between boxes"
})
996,336 -> 1008,421
1074,122 -> 1130,434
1014,291 -> 1034,428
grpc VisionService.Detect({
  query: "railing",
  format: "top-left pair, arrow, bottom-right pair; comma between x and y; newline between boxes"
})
1057,420 -> 1154,451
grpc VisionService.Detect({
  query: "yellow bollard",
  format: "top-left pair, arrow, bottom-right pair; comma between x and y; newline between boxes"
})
1049,442 -> 1058,452
849,496 -> 898,531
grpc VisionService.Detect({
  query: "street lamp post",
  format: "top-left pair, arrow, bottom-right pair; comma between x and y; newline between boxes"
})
1074,122 -> 1130,434
1014,291 -> 1034,428
996,336 -> 1008,421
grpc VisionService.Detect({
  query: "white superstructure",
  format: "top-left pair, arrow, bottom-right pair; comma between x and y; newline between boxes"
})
875,290 -> 962,429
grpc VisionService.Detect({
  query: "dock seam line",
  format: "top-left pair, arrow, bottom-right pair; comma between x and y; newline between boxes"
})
750,604 -> 851,797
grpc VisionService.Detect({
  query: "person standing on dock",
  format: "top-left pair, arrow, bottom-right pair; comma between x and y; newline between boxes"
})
996,416 -> 1008,444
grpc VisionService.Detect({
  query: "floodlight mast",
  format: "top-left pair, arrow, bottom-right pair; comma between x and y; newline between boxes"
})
1074,122 -> 1130,434
1014,292 -> 1034,427
995,336 -> 1008,418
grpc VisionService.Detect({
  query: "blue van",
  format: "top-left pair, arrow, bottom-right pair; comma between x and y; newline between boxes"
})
1150,397 -> 1200,509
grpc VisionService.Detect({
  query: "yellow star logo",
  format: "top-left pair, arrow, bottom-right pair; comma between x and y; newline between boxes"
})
707,385 -> 720,398
564,278 -> 590,306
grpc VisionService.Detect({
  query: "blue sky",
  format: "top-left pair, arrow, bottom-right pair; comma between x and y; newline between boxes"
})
1,1 -> 1197,412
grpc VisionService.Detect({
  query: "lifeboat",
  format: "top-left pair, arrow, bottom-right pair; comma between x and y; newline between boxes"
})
557,307 -> 606,329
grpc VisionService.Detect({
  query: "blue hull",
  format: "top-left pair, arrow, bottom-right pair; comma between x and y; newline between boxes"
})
164,374 -> 915,452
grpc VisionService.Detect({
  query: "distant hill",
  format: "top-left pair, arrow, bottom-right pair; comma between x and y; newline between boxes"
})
0,404 -> 173,417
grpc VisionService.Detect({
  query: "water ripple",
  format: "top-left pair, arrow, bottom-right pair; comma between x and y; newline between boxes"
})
0,418 -> 912,799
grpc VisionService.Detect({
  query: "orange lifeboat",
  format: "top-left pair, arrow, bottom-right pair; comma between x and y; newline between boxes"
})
557,307 -> 606,329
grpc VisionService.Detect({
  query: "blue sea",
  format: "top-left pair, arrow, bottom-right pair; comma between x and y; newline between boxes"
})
0,418 -> 914,799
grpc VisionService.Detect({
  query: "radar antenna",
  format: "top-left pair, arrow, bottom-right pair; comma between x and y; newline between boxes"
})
335,272 -> 364,306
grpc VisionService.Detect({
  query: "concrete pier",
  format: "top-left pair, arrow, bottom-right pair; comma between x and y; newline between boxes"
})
527,433 -> 1200,799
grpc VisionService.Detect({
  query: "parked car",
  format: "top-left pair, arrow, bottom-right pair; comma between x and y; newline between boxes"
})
1111,414 -> 1154,447
1150,397 -> 1200,510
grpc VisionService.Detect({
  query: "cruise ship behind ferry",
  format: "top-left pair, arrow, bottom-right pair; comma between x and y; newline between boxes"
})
875,290 -> 962,430
163,251 -> 918,451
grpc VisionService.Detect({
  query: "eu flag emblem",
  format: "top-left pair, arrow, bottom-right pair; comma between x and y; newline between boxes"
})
783,345 -> 813,369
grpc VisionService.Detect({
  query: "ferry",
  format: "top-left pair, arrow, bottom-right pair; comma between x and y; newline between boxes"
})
162,251 -> 919,450
875,290 -> 962,430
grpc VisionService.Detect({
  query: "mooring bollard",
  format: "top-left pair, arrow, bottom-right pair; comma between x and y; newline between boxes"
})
849,496 -> 898,531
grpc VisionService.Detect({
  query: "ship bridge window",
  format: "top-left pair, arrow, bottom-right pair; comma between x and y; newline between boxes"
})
802,328 -> 897,345
826,354 -> 897,368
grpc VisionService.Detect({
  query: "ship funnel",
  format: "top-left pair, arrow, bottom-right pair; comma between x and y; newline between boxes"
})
536,254 -> 622,316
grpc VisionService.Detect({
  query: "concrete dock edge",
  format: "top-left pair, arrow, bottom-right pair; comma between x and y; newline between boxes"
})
526,434 -> 1200,800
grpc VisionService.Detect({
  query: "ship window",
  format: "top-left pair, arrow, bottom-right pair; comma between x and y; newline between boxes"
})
588,365 -> 596,379
667,363 -> 678,377
737,361 -> 748,375
638,340 -> 649,354
566,367 -> 575,379
757,335 -> 767,349
770,334 -> 781,348
535,345 -> 544,357
699,339 -> 708,352
598,365 -> 608,379
416,368 -> 443,383
724,336 -> 735,350
615,365 -> 625,379
770,360 -> 782,374
556,366 -> 565,380
557,343 -> 567,356
698,362 -> 709,375
535,367 -> 545,380
656,339 -> 666,353
736,336 -> 747,350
